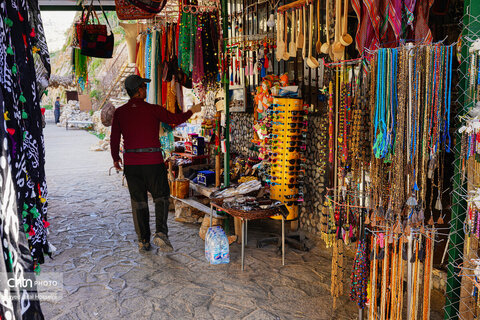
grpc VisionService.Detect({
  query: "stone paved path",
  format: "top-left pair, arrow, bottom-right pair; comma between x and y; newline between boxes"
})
39,122 -> 443,320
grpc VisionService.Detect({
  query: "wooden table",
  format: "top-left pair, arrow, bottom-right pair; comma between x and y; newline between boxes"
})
210,202 -> 286,271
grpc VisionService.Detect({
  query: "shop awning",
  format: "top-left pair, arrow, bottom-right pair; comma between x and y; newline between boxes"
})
39,0 -> 116,11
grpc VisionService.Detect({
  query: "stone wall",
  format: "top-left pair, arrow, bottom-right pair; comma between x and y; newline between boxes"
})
229,110 -> 329,236
300,113 -> 329,235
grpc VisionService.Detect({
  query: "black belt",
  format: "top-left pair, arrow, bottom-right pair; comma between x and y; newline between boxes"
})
125,148 -> 162,153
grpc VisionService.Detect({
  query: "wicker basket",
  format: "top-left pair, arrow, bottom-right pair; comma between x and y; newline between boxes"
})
211,199 -> 283,220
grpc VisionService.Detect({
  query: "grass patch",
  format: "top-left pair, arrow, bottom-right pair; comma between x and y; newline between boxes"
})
88,131 -> 105,140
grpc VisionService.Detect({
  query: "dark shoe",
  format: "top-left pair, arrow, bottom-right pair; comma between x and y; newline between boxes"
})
153,232 -> 173,252
138,240 -> 151,253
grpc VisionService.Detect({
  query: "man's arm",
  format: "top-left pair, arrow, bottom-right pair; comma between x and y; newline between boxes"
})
153,103 -> 202,124
110,110 -> 122,168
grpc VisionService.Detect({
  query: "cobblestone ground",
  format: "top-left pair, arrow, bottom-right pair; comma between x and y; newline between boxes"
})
39,122 -> 444,320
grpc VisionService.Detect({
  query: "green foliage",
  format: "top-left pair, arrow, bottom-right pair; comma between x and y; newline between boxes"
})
88,130 -> 105,140
89,110 -> 94,116
42,105 -> 53,110
89,89 -> 101,100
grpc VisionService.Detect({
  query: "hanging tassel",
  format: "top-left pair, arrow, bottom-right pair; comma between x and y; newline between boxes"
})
413,182 -> 419,191
364,213 -> 370,225
377,205 -> 385,217
428,215 -> 434,225
43,220 -> 50,228
30,28 -> 36,38
437,215 -> 444,224
417,208 -> 425,222
18,12 -> 24,22
6,128 -> 15,135
406,195 -> 417,207
435,195 -> 443,211
6,46 -> 13,55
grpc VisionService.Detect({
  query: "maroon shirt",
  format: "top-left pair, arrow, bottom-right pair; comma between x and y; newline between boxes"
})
110,98 -> 192,165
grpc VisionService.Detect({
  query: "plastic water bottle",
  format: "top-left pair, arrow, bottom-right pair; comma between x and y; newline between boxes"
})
205,226 -> 229,264
220,229 -> 230,263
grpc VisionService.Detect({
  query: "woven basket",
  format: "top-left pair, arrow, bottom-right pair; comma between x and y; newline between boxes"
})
212,199 -> 282,220
115,0 -> 157,20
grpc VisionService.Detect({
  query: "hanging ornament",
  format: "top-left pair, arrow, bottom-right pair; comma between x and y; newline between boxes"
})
267,14 -> 275,28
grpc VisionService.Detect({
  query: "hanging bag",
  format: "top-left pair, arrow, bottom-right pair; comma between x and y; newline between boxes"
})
127,0 -> 168,13
115,0 -> 157,20
80,1 -> 114,58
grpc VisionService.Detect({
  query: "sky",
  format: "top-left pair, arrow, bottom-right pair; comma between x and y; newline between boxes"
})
40,11 -> 77,53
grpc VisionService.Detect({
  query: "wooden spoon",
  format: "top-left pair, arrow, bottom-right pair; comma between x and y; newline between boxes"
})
315,0 -> 322,54
307,2 -> 320,68
276,12 -> 284,61
302,5 -> 307,59
332,0 -> 344,60
289,10 -> 297,57
296,8 -> 304,49
320,0 -> 330,54
283,12 -> 290,60
340,0 -> 353,46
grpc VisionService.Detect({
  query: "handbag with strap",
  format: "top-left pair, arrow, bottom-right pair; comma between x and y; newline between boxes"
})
127,0 -> 168,13
80,2 -> 114,58
115,0 -> 157,20
77,5 -> 107,49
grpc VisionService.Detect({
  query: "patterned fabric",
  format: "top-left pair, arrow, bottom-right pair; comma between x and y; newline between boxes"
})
1,0 -> 49,318
27,0 -> 50,98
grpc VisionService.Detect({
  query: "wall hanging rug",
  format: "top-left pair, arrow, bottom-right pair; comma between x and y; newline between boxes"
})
127,0 -> 168,13
115,0 -> 157,20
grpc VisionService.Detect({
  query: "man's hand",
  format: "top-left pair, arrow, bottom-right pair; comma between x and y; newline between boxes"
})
190,103 -> 203,114
114,159 -> 123,171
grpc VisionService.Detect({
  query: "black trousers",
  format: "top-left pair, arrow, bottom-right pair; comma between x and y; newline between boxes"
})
124,163 -> 170,242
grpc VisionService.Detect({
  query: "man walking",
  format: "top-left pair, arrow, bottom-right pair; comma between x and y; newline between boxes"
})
54,97 -> 61,124
110,75 -> 202,253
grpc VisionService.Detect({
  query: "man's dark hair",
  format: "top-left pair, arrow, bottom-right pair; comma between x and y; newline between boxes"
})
126,88 -> 136,98
56,97 -> 60,99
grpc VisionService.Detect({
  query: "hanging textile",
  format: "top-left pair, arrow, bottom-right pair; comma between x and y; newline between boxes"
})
74,48 -> 88,90
136,33 -> 146,77
27,0 -> 50,98
0,0 -> 55,318
147,30 -> 157,104
144,31 -> 152,95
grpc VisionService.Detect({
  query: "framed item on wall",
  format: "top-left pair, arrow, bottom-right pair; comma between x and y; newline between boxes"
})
229,86 -> 246,112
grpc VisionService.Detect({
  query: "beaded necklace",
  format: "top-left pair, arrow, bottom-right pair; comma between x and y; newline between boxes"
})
328,81 -> 334,163
443,45 -> 453,152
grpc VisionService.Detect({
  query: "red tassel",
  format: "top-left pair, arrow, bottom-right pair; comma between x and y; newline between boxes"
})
43,220 -> 50,228
30,28 -> 35,38
28,228 -> 35,236
23,34 -> 27,48
18,12 -> 24,21
7,128 -> 15,135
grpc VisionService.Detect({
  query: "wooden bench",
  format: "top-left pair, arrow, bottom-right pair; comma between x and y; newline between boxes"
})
66,120 -> 94,130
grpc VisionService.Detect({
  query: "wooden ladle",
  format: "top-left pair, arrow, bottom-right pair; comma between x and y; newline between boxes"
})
283,12 -> 290,60
307,2 -> 320,68
276,12 -> 284,61
332,0 -> 344,60
296,8 -> 304,49
289,10 -> 297,57
315,0 -> 322,54
320,0 -> 330,54
339,0 -> 353,46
